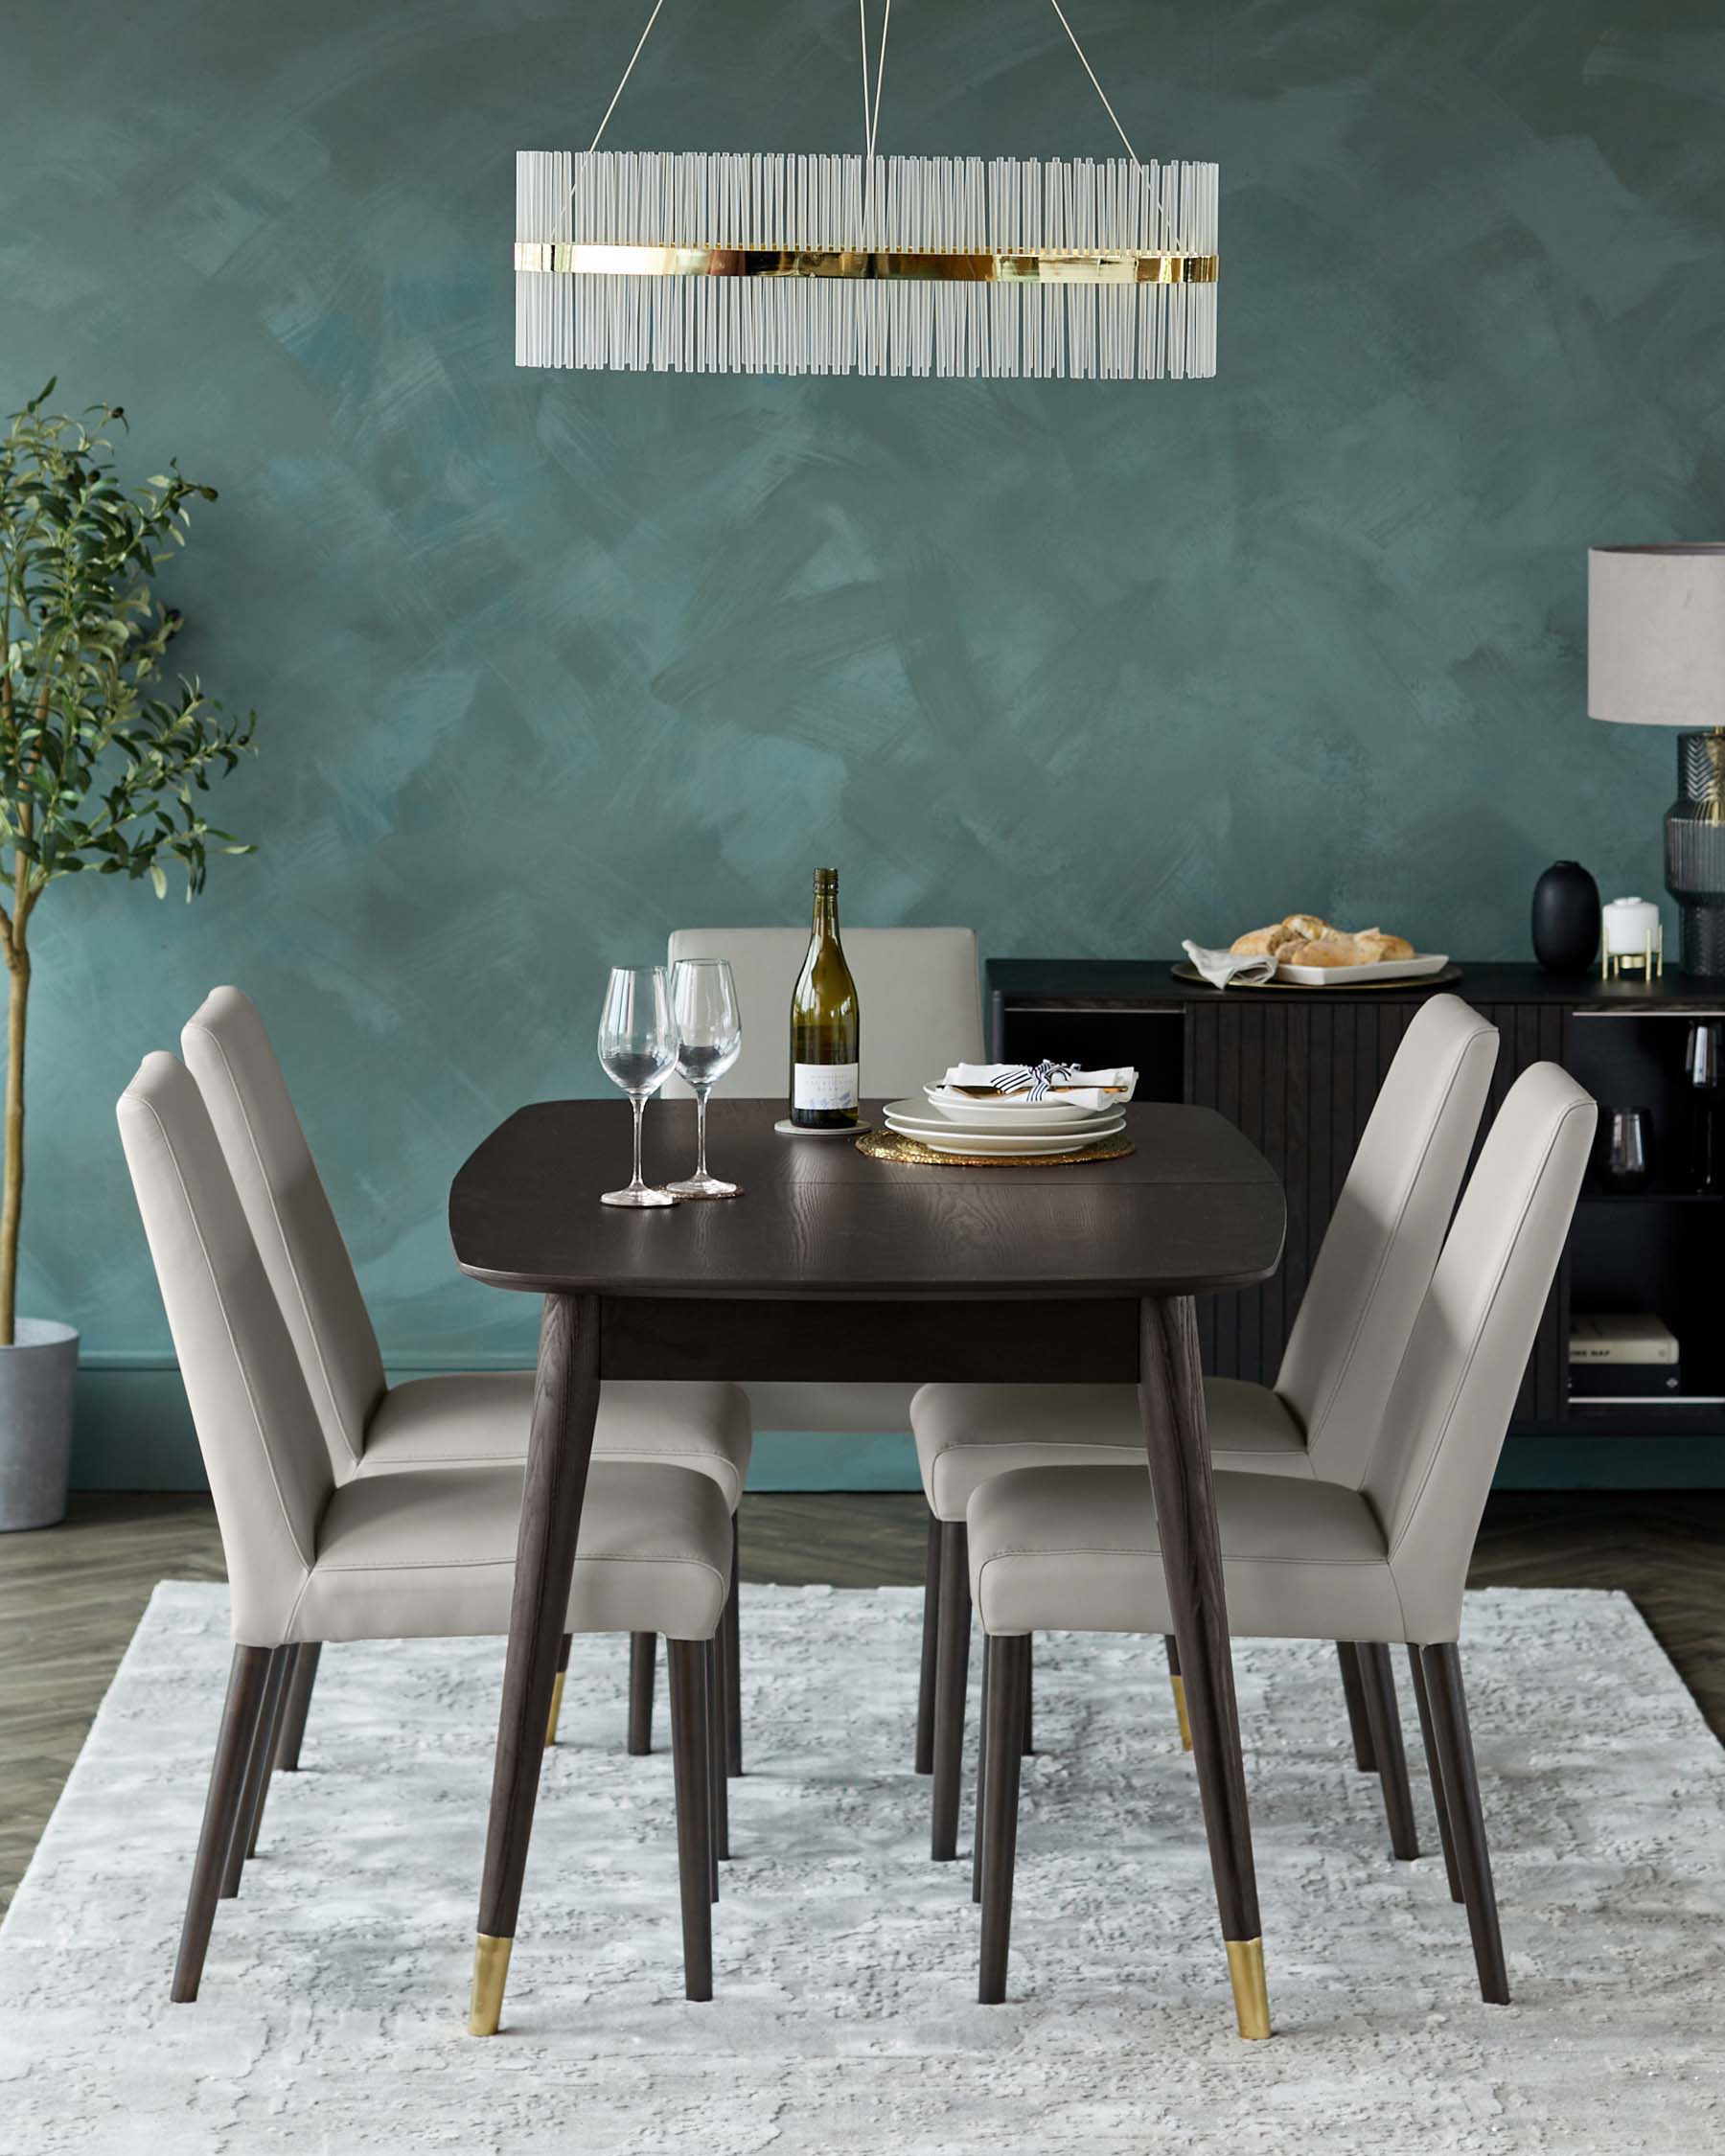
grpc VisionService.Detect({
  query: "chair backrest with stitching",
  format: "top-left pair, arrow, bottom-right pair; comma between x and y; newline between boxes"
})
664,927 -> 984,1101
181,988 -> 385,1480
1277,994 -> 1501,1488
1373,1062 -> 1595,1642
118,1052 -> 332,1644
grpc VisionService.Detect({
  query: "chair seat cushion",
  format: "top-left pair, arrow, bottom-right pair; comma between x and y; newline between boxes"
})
966,1464 -> 1402,1644
911,1377 -> 1311,1521
359,1375 -> 752,1509
294,1459 -> 731,1644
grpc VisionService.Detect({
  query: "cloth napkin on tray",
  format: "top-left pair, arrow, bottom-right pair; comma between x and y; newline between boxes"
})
1182,938 -> 1276,990
942,1062 -> 1138,1110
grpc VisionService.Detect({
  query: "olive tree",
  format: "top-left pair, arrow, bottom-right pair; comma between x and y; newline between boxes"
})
0,382 -> 257,1341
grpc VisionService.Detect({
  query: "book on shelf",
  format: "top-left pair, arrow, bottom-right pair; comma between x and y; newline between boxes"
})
1568,1315 -> 1680,1366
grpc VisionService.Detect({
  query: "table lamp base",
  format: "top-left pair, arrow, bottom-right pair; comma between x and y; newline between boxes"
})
1667,731 -> 1725,977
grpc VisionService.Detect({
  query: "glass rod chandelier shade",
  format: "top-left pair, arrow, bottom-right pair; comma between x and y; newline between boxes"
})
516,151 -> 1218,379
514,4 -> 1219,381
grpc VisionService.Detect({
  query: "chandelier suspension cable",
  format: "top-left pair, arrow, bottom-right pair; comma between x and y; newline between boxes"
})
862,0 -> 892,164
1043,0 -> 1138,164
1041,0 -> 1179,250
587,0 -> 670,154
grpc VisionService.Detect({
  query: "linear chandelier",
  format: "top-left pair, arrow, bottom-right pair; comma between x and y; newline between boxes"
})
515,2 -> 1219,381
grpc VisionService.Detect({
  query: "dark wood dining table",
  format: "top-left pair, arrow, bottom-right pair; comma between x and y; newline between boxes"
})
448,1095 -> 1286,2037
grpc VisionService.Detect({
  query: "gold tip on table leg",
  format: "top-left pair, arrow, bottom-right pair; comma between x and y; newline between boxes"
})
1169,1672 -> 1194,1753
543,1670 -> 566,1748
1226,1937 -> 1271,2039
468,1933 -> 513,2037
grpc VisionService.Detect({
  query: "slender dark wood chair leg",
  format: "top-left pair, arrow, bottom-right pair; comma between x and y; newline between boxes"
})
972,1637 -> 993,1903
1357,1642 -> 1418,1860
1022,1637 -> 1034,1756
242,1644 -> 295,1860
1335,1641 -> 1377,1773
667,1639 -> 714,2002
1421,1644 -> 1509,2004
1163,1634 -> 1193,1752
978,1633 -> 1029,2005
1138,1295 -> 1269,2038
705,1634 -> 729,1876
724,1511 -> 743,1778
172,1645 -> 271,2003
1407,1646 -> 1464,1903
220,1645 -> 288,1895
628,1631 -> 656,1755
471,1291 -> 603,2037
914,1509 -> 942,1777
930,1519 -> 972,1862
545,1634 -> 572,1747
273,1640 -> 320,1773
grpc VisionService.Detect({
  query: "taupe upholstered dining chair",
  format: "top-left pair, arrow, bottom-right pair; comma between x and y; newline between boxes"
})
911,992 -> 1501,1863
665,924 -> 984,1763
181,986 -> 751,1777
119,1052 -> 734,2012
960,1062 -> 1594,2019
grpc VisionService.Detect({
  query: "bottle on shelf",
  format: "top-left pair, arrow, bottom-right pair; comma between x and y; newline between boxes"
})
789,867 -> 861,1130
1686,1020 -> 1721,1195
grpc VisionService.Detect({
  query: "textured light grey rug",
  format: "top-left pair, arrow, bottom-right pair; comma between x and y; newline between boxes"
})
1,1582 -> 1721,2154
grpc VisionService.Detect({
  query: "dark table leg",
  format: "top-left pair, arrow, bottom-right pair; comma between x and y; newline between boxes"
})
469,1291 -> 602,2036
1138,1294 -> 1269,2039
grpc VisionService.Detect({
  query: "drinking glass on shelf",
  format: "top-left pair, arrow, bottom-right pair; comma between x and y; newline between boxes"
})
597,966 -> 679,1208
665,957 -> 743,1199
1600,1106 -> 1652,1194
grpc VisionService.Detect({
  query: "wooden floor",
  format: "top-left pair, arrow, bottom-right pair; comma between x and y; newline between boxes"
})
2,1489 -> 1721,1914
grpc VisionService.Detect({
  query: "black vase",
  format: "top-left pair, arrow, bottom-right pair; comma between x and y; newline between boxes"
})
1531,861 -> 1601,972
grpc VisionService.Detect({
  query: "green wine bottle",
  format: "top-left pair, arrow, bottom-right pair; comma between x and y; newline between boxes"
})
790,867 -> 861,1129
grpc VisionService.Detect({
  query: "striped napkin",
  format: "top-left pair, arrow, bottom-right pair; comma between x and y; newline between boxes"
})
942,1062 -> 1137,1110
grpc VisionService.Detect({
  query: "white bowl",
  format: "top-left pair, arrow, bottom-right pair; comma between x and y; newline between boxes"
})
921,1087 -> 1119,1131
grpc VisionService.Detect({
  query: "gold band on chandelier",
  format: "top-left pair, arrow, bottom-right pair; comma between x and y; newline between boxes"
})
515,241 -> 1218,286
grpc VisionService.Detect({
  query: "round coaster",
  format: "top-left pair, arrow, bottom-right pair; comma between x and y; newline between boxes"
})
773,1118 -> 875,1137
855,1128 -> 1135,1168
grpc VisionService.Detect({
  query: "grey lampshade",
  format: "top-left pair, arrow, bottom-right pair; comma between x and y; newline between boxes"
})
1589,544 -> 1725,728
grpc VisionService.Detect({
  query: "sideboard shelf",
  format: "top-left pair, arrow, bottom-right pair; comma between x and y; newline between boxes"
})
986,958 -> 1725,1490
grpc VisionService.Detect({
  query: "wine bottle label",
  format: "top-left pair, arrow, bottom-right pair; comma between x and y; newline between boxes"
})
793,1062 -> 860,1112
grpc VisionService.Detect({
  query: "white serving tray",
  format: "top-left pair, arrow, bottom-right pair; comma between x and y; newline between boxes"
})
1274,952 -> 1451,987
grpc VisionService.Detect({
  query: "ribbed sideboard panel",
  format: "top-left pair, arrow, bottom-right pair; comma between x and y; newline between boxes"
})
1187,999 -> 1415,1385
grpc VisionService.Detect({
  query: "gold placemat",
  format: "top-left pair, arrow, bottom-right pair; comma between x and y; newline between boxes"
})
856,1129 -> 1136,1169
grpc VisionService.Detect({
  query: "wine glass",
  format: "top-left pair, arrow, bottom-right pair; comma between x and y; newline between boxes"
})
597,966 -> 679,1208
665,958 -> 743,1199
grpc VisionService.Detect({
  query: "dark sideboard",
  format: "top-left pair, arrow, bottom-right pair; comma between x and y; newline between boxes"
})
987,960 -> 1725,1490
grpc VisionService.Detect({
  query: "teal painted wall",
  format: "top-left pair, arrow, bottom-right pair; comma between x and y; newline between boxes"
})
5,2 -> 1724,1489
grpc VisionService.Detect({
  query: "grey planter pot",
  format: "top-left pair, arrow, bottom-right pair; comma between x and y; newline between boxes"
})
0,1319 -> 79,1531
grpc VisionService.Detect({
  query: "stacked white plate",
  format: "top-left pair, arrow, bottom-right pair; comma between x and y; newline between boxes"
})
883,1087 -> 1128,1158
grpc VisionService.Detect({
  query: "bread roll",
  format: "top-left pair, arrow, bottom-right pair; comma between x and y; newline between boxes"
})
1351,929 -> 1414,963
1281,937 -> 1360,968
1280,913 -> 1336,943
1230,924 -> 1294,957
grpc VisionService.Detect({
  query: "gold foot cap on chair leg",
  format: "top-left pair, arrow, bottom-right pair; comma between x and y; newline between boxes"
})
1226,1938 -> 1272,2040
543,1670 -> 566,1748
1169,1672 -> 1194,1753
468,1933 -> 513,2036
